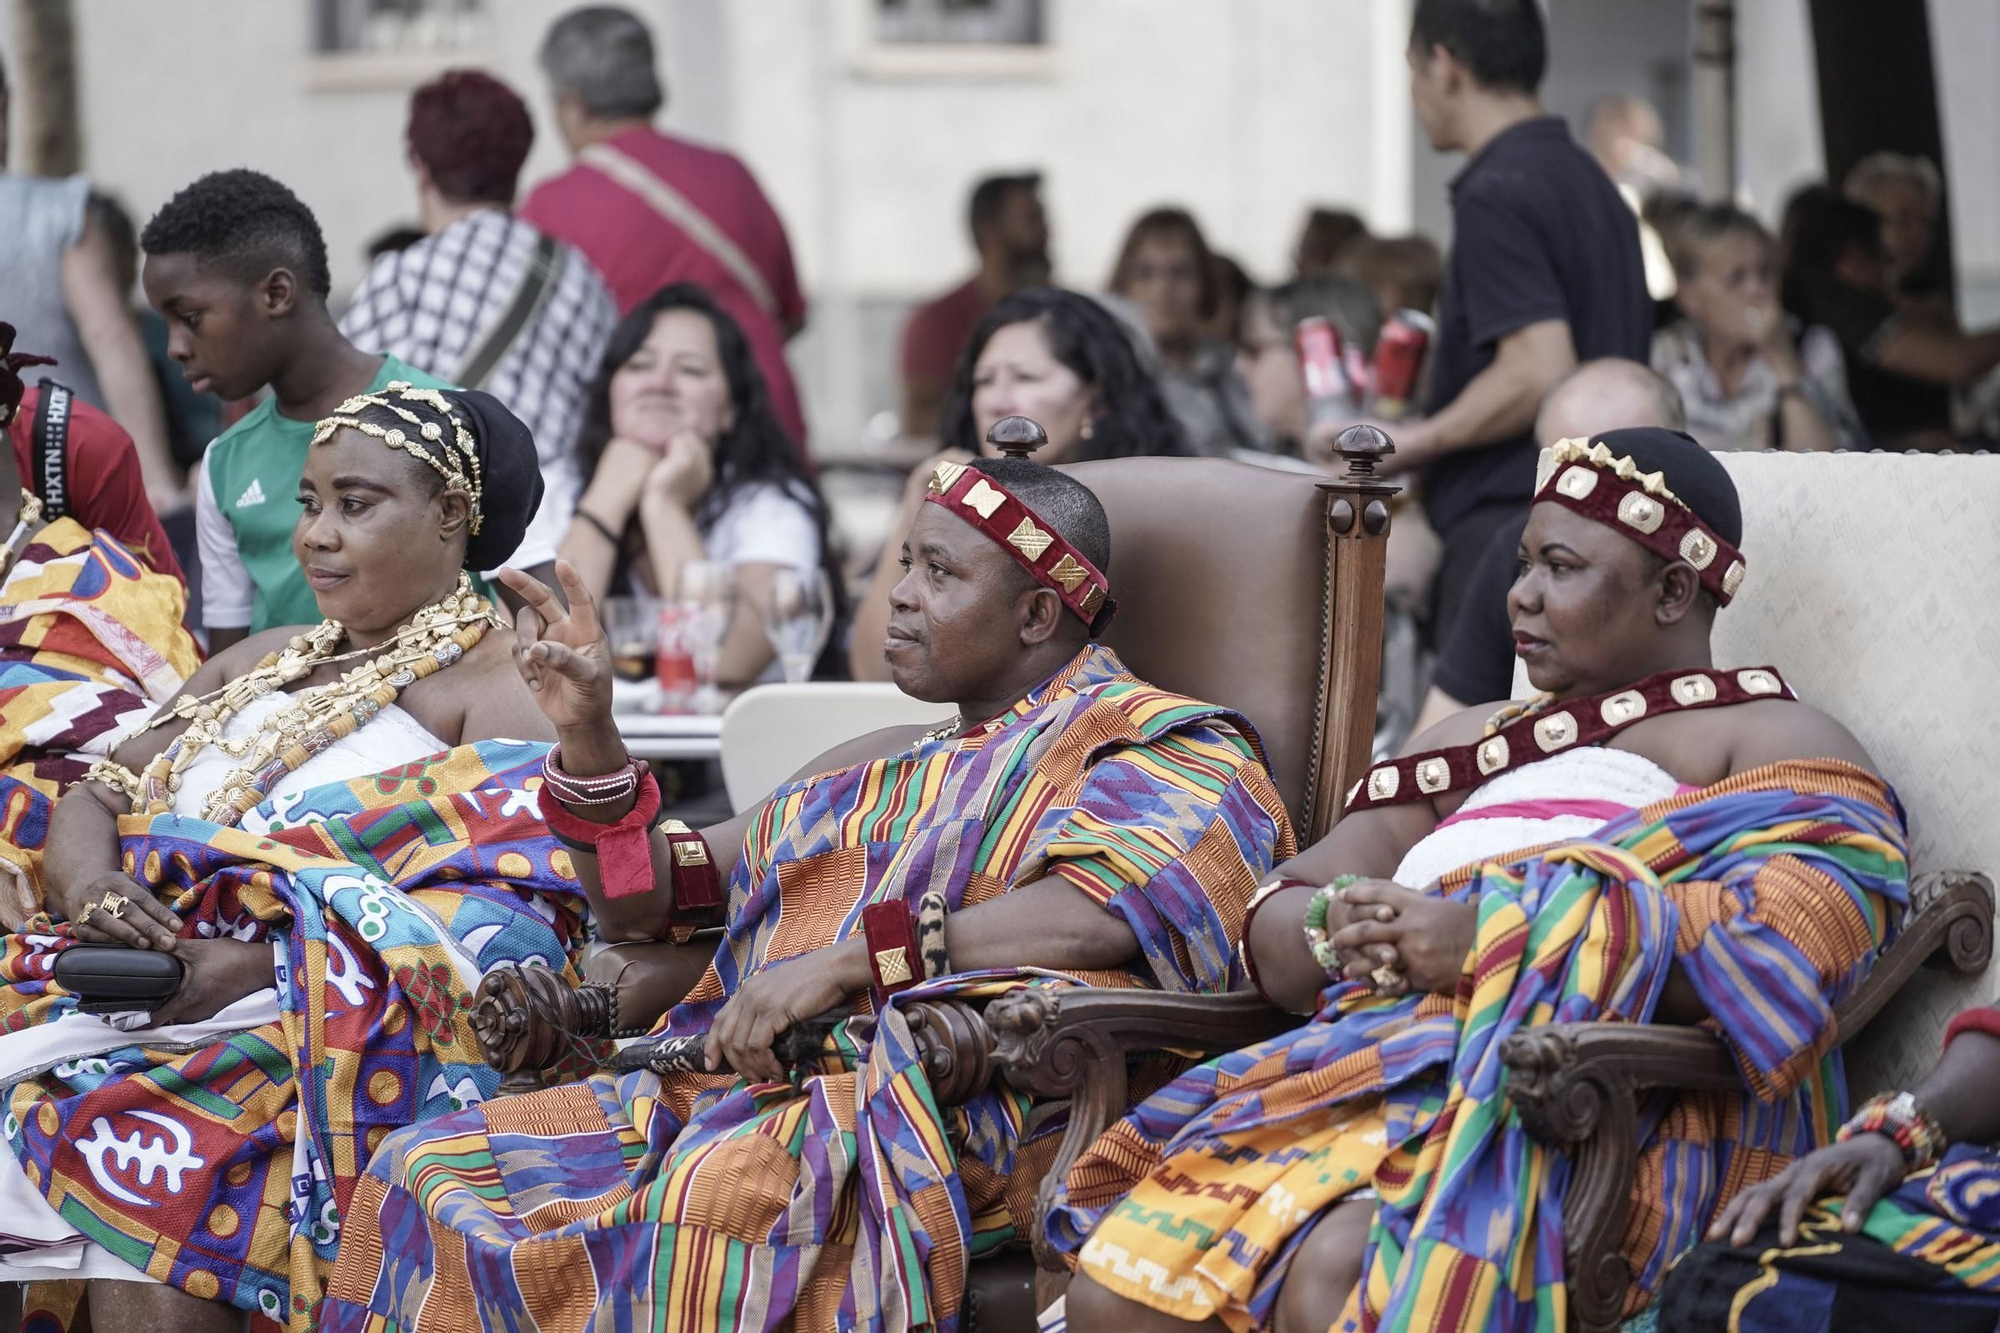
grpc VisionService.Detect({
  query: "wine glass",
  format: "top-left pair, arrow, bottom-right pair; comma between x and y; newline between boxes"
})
603,594 -> 660,683
673,559 -> 737,715
762,567 -> 834,685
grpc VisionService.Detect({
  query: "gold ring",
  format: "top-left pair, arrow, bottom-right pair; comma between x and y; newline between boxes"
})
75,903 -> 95,929
1370,964 -> 1405,991
101,893 -> 128,920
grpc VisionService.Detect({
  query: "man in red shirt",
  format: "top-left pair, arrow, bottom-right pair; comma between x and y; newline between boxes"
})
1,326 -> 180,579
898,172 -> 1052,440
523,5 -> 809,447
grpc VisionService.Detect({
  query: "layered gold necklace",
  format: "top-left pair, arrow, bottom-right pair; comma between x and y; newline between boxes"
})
89,574 -> 503,824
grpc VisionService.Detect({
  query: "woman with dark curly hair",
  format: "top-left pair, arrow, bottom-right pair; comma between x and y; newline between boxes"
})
559,283 -> 842,686
849,286 -> 1190,680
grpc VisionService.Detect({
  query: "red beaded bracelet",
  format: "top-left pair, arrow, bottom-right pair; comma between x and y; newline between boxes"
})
1836,1090 -> 1948,1173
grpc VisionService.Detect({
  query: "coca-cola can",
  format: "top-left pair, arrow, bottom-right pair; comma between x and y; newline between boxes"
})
1295,316 -> 1356,427
1366,309 -> 1434,421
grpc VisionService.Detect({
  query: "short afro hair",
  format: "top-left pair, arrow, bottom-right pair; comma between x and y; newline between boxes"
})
968,457 -> 1113,639
407,70 -> 534,205
140,169 -> 331,300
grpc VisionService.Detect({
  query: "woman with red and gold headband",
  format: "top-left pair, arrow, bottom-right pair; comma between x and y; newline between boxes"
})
1053,427 -> 1910,1333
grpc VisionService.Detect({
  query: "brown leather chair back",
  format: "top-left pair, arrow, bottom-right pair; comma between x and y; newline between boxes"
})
1061,454 -> 1392,842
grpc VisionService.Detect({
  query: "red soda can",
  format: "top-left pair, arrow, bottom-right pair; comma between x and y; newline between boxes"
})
1295,316 -> 1356,431
655,604 -> 698,712
1366,309 -> 1434,421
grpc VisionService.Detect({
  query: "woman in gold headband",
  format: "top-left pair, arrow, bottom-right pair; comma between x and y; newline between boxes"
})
0,383 -> 563,1329
1055,427 -> 1908,1333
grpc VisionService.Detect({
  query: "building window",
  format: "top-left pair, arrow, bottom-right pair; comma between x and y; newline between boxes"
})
876,0 -> 1044,45
314,0 -> 486,54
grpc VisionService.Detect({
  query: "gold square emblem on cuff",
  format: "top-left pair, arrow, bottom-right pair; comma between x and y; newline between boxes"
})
671,841 -> 709,867
875,947 -> 913,985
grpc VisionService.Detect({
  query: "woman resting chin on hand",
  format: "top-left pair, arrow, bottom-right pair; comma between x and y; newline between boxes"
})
557,283 -> 843,688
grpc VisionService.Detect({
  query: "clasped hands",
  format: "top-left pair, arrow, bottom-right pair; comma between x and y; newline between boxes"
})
1326,880 -> 1478,1000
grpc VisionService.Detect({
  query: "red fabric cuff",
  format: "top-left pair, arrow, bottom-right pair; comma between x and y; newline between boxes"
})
1944,1007 -> 2000,1050
659,819 -> 723,917
542,768 -> 662,899
861,901 -> 921,1009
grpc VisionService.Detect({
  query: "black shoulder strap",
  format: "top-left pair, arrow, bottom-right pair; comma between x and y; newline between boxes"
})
30,382 -> 73,521
457,233 -> 561,390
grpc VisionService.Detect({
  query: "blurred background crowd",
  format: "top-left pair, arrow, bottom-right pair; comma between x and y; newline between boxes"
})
2,0 -> 1996,757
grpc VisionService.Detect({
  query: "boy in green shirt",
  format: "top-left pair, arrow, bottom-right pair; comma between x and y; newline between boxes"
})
141,170 -> 552,651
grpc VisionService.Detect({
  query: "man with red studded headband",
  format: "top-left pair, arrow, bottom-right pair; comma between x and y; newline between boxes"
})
323,418 -> 1294,1331
1053,427 -> 1908,1333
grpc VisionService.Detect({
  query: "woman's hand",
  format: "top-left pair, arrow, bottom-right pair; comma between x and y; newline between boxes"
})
65,874 -> 181,952
1328,881 -> 1477,998
498,561 -> 615,734
704,941 -> 867,1085
644,433 -> 715,510
1706,1133 -> 1907,1247
147,937 -> 274,1028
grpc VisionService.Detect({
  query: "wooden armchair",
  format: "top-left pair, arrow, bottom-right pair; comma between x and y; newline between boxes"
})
478,433 -> 1401,1328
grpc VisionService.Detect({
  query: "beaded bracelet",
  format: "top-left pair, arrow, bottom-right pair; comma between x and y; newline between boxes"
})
1302,875 -> 1364,976
543,744 -> 643,807
1836,1090 -> 1948,1173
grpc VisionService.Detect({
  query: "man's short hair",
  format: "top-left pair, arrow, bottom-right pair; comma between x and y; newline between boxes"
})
1409,0 -> 1547,94
140,169 -> 332,300
968,173 -> 1040,243
1843,151 -> 1942,208
1542,357 -> 1687,433
539,5 -> 665,121
968,458 -> 1112,635
408,70 -> 535,205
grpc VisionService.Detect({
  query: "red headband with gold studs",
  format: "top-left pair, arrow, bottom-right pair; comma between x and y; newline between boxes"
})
924,460 -> 1112,627
1533,437 -> 1746,605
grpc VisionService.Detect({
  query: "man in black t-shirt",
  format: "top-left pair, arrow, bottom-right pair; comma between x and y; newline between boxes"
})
1388,0 -> 1650,639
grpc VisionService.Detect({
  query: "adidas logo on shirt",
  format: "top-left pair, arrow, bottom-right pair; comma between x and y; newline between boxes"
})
235,479 -> 267,509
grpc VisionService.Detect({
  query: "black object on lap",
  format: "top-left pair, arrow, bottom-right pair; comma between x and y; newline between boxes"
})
53,944 -> 185,1014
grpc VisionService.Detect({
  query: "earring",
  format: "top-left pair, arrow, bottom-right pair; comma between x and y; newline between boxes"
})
1080,419 -> 1096,441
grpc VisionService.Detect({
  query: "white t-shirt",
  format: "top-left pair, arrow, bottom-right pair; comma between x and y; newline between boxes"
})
704,481 -> 821,574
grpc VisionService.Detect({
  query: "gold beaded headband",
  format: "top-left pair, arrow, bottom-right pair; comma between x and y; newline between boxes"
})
310,381 -> 485,535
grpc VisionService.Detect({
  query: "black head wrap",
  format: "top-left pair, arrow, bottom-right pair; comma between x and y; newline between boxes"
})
310,383 -> 543,572
445,389 -> 544,572
1587,427 -> 1744,547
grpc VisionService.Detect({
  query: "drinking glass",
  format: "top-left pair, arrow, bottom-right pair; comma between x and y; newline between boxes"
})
673,559 -> 737,714
762,567 -> 834,685
603,593 -> 660,683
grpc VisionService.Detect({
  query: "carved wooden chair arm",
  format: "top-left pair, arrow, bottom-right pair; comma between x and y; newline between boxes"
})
964,986 -> 1296,1272
1496,867 -> 1994,1333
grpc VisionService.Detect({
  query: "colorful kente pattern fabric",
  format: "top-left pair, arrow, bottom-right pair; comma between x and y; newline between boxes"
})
1047,760 -> 1909,1332
322,644 -> 1296,1332
1654,1147 -> 2000,1333
0,740 -> 590,1330
0,519 -> 200,925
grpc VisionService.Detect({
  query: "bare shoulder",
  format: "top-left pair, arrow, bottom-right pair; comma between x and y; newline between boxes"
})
453,628 -> 555,745
1399,700 -> 1507,757
1728,697 -> 1877,776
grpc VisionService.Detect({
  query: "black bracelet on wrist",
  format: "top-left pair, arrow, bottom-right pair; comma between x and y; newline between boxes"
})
575,508 -> 623,546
